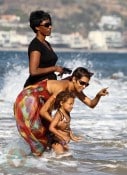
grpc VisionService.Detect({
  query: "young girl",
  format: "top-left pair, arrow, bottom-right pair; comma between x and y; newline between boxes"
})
49,91 -> 81,154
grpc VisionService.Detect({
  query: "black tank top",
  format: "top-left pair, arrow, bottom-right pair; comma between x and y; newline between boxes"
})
24,37 -> 58,87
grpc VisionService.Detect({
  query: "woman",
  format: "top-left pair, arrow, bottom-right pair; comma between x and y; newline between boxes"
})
24,10 -> 63,87
14,67 -> 108,156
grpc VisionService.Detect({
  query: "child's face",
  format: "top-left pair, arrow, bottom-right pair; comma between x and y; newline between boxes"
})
61,97 -> 74,113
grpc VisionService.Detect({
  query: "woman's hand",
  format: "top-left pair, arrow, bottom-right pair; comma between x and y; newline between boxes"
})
97,87 -> 109,97
54,66 -> 64,74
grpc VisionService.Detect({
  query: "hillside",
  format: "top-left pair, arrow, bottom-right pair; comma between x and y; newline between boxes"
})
0,0 -> 127,36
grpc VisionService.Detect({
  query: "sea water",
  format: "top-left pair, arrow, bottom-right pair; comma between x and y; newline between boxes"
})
0,50 -> 127,175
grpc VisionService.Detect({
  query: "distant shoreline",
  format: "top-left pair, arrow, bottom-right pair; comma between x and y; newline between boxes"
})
0,46 -> 127,53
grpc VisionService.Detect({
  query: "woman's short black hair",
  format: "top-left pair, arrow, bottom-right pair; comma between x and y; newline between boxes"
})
29,10 -> 51,33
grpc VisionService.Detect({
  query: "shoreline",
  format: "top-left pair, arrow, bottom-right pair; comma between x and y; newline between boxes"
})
0,46 -> 127,53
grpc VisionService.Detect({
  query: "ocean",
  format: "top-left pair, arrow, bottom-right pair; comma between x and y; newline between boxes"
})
0,50 -> 127,175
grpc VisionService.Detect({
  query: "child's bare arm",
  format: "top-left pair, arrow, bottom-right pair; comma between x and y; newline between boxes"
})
49,112 -> 70,143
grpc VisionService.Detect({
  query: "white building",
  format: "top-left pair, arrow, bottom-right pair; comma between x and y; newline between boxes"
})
88,31 -> 107,49
0,30 -> 28,47
88,30 -> 124,49
98,15 -> 123,30
47,32 -> 90,49
0,15 -> 20,23
66,32 -> 90,49
0,31 -> 10,47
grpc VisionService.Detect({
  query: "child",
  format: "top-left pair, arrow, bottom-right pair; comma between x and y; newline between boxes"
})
49,91 -> 81,154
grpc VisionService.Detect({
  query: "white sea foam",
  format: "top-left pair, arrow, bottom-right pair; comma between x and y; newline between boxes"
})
0,52 -> 127,175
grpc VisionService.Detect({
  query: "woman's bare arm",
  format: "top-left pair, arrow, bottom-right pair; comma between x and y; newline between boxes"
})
39,81 -> 67,122
39,95 -> 56,122
76,87 -> 109,108
49,112 -> 70,143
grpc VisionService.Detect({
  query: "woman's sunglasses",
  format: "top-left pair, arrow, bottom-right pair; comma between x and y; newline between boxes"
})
40,22 -> 52,28
79,80 -> 89,87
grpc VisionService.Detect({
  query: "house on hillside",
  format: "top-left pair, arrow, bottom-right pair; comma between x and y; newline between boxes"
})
0,14 -> 20,23
88,31 -> 107,50
98,15 -> 123,30
0,30 -> 28,48
88,30 -> 124,50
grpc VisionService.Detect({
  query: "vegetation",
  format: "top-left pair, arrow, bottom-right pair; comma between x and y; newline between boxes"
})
0,0 -> 127,35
